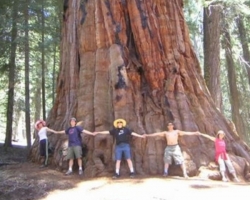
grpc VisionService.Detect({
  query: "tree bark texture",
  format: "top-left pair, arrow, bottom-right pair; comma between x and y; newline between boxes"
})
203,5 -> 222,110
30,0 -> 250,179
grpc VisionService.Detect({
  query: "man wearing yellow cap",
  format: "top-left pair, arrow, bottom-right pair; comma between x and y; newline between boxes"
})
95,118 -> 145,178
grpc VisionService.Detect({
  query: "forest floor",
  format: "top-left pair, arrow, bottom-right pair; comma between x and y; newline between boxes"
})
0,144 -> 250,200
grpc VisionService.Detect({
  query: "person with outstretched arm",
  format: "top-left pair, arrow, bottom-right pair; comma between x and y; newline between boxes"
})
146,122 -> 199,178
95,118 -> 145,178
54,117 -> 94,175
200,130 -> 239,182
35,119 -> 57,168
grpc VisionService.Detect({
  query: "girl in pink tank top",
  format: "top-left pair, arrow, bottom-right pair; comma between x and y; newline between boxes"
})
200,130 -> 239,182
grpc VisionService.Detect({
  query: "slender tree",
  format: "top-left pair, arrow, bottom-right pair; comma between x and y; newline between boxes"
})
41,0 -> 46,120
223,25 -> 246,141
203,4 -> 222,109
24,0 -> 31,147
236,15 -> 250,86
4,0 -> 18,148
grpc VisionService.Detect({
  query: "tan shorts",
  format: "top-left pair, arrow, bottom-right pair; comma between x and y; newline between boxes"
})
66,146 -> 82,159
164,145 -> 184,165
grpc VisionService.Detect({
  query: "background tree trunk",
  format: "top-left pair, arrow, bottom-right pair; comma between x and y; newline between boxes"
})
41,0 -> 46,120
24,0 -> 31,148
203,5 -> 222,110
223,28 -> 247,142
236,15 -> 250,86
30,0 -> 250,179
4,0 -> 18,148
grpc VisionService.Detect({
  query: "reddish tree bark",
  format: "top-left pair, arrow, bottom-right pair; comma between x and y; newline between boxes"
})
30,0 -> 250,180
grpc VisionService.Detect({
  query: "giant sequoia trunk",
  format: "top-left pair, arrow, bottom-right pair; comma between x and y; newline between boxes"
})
30,0 -> 250,179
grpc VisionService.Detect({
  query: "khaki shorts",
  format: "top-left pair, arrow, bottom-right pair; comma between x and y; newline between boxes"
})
164,145 -> 184,165
66,146 -> 82,159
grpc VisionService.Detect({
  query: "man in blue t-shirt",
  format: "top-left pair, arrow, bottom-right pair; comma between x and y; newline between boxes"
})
55,117 -> 94,175
95,118 -> 145,178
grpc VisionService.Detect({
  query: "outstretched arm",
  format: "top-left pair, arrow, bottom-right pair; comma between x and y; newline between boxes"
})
82,129 -> 95,136
46,127 -> 57,133
131,132 -> 145,138
146,131 -> 165,137
53,130 -> 65,134
95,131 -> 110,135
200,133 -> 216,142
178,130 -> 199,136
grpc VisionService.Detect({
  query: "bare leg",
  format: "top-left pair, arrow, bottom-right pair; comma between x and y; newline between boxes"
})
116,160 -> 121,174
180,163 -> 188,178
164,163 -> 169,176
126,159 -> 134,172
77,158 -> 82,168
69,159 -> 74,170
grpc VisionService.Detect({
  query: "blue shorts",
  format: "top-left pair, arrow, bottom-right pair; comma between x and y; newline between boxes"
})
115,143 -> 131,160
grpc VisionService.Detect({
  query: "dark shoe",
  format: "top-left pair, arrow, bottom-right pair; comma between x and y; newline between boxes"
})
112,173 -> 120,179
65,170 -> 73,175
39,164 -> 47,168
79,169 -> 83,175
129,172 -> 135,178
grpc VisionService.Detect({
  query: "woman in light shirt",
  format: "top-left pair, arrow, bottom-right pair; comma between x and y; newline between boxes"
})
35,120 -> 56,168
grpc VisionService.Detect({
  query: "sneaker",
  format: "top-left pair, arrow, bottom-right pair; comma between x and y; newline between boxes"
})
183,174 -> 189,179
222,177 -> 228,182
163,172 -> 168,177
112,173 -> 120,179
65,170 -> 73,175
79,169 -> 83,175
129,172 -> 135,178
39,164 -> 47,168
233,178 -> 240,182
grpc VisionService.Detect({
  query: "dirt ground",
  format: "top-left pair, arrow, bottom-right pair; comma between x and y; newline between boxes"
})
0,145 -> 249,200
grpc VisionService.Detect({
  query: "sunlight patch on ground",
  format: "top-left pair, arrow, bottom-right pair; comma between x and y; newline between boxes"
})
41,177 -> 248,200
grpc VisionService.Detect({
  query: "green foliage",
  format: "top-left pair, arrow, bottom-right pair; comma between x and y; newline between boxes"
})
184,0 -> 250,143
0,0 -> 62,140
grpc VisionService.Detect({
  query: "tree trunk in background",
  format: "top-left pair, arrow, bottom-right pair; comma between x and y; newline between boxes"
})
4,0 -> 18,148
223,28 -> 246,142
24,0 -> 31,148
52,43 -> 57,105
41,0 -> 46,120
33,70 -> 42,138
203,5 -> 222,110
237,15 -> 250,86
30,0 -> 250,179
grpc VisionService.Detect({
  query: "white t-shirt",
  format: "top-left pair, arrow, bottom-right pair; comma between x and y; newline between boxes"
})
38,127 -> 48,141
